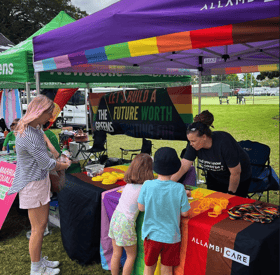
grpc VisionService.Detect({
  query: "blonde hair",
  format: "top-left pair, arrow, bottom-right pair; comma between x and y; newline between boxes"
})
16,94 -> 54,136
124,153 -> 154,184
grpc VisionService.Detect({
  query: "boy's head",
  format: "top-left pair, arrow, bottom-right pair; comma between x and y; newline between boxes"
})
153,147 -> 181,176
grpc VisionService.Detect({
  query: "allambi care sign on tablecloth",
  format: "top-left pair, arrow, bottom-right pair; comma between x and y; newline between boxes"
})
89,86 -> 192,141
0,161 -> 16,229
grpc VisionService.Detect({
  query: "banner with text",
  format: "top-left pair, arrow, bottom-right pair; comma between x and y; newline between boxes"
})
89,86 -> 193,140
0,161 -> 17,229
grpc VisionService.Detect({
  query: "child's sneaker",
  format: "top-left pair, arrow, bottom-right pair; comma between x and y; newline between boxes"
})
41,256 -> 60,268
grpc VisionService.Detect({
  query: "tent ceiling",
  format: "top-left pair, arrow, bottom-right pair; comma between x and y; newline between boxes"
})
32,0 -> 280,76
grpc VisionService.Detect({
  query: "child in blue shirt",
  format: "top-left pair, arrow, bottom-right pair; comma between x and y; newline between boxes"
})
138,147 -> 190,275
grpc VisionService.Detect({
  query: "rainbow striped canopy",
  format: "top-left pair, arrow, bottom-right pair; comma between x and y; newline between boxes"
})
33,0 -> 279,76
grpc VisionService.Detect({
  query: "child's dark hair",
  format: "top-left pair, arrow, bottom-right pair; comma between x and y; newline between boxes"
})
124,153 -> 154,184
187,110 -> 214,137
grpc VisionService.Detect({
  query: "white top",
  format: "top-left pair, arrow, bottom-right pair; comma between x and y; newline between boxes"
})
8,126 -> 56,195
116,183 -> 142,221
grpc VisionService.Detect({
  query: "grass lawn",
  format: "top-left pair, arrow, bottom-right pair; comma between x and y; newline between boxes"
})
1,96 -> 279,274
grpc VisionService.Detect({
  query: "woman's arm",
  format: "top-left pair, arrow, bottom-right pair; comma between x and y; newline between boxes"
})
171,159 -> 193,182
44,133 -> 59,159
55,160 -> 71,171
228,163 -> 241,193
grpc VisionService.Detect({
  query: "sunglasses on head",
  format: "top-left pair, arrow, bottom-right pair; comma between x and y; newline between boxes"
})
11,122 -> 18,127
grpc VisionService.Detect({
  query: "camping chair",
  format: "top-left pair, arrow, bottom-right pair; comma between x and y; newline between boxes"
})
120,138 -> 153,163
79,131 -> 108,167
238,140 -> 279,202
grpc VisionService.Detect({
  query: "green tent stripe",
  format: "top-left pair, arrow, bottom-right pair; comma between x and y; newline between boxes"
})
105,42 -> 131,60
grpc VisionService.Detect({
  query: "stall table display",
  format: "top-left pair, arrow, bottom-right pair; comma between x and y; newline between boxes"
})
57,165 -> 129,265
101,187 -> 279,275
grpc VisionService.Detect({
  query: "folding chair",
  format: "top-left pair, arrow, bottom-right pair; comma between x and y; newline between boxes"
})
120,138 -> 152,163
80,131 -> 108,167
238,140 -> 279,202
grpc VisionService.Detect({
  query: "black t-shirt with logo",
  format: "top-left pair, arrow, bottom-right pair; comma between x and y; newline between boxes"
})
183,131 -> 251,184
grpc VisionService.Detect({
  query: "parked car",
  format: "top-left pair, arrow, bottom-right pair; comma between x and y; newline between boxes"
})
268,88 -> 279,96
238,89 -> 251,96
56,87 -> 136,129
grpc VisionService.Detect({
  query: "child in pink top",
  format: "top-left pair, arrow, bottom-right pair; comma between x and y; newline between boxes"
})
108,153 -> 154,275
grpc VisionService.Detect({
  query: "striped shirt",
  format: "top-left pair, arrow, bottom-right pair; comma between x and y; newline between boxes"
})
8,126 -> 56,195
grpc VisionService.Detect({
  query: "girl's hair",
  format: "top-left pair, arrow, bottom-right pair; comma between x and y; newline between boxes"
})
187,110 -> 214,137
124,153 -> 154,184
15,94 -> 54,136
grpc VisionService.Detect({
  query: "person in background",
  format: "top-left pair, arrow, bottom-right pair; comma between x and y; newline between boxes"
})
138,147 -> 190,275
2,118 -> 20,151
171,110 -> 252,197
43,123 -> 61,156
109,153 -> 154,275
7,95 -> 71,275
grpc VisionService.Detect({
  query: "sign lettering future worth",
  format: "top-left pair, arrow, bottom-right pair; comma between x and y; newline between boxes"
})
89,86 -> 193,140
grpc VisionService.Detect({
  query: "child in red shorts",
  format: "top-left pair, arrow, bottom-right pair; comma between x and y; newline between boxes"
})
138,147 -> 190,275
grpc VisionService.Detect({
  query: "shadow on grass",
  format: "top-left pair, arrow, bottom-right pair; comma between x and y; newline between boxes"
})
1,199 -> 111,275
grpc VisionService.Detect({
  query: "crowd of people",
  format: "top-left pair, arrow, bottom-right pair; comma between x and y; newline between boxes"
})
6,94 -> 252,275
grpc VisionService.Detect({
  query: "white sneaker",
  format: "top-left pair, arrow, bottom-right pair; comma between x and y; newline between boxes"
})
41,256 -> 60,268
30,262 -> 60,275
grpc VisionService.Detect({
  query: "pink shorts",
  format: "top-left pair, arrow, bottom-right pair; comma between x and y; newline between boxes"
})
19,175 -> 51,209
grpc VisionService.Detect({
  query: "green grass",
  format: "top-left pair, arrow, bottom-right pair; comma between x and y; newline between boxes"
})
1,96 -> 279,274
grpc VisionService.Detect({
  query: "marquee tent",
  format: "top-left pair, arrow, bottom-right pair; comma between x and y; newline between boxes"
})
0,10 -> 191,91
0,33 -> 14,53
32,0 -> 279,77
0,11 -> 76,84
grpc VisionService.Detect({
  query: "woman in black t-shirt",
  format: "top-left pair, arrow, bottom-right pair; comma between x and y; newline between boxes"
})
171,110 -> 252,197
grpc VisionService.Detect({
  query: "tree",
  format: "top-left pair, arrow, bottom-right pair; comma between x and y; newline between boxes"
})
242,73 -> 257,89
257,71 -> 280,81
212,75 -> 227,82
0,0 -> 88,44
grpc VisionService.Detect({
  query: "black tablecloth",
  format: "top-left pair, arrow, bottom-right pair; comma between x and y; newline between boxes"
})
58,173 -> 104,265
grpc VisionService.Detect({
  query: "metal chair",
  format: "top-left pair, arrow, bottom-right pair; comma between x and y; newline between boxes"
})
79,131 -> 108,167
120,138 -> 153,163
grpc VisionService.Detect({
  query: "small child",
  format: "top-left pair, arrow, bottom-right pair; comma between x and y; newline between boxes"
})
138,147 -> 190,275
108,153 -> 154,275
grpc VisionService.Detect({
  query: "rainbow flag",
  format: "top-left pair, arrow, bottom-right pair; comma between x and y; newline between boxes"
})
47,88 -> 78,129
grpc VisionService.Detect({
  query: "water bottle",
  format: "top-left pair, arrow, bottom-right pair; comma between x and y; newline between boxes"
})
7,143 -> 10,153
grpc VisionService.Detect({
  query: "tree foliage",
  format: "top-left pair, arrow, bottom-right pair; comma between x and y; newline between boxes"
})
0,0 -> 88,44
256,71 -> 280,81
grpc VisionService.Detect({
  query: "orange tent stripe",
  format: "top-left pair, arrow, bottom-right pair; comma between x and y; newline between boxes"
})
157,31 -> 192,53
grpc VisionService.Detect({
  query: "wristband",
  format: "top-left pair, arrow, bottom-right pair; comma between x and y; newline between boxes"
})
227,191 -> 236,195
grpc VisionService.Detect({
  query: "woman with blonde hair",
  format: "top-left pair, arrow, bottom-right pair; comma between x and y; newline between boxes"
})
8,94 -> 71,275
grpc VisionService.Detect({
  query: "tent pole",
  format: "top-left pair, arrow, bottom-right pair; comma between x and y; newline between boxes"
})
198,71 -> 202,114
86,84 -> 89,132
35,72 -> 40,94
26,82 -> 31,105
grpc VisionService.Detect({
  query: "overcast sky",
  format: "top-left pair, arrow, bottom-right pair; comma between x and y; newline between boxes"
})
71,0 -> 120,14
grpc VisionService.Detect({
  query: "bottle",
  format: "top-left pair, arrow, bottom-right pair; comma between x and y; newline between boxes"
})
7,143 -> 10,153
4,128 -> 8,138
